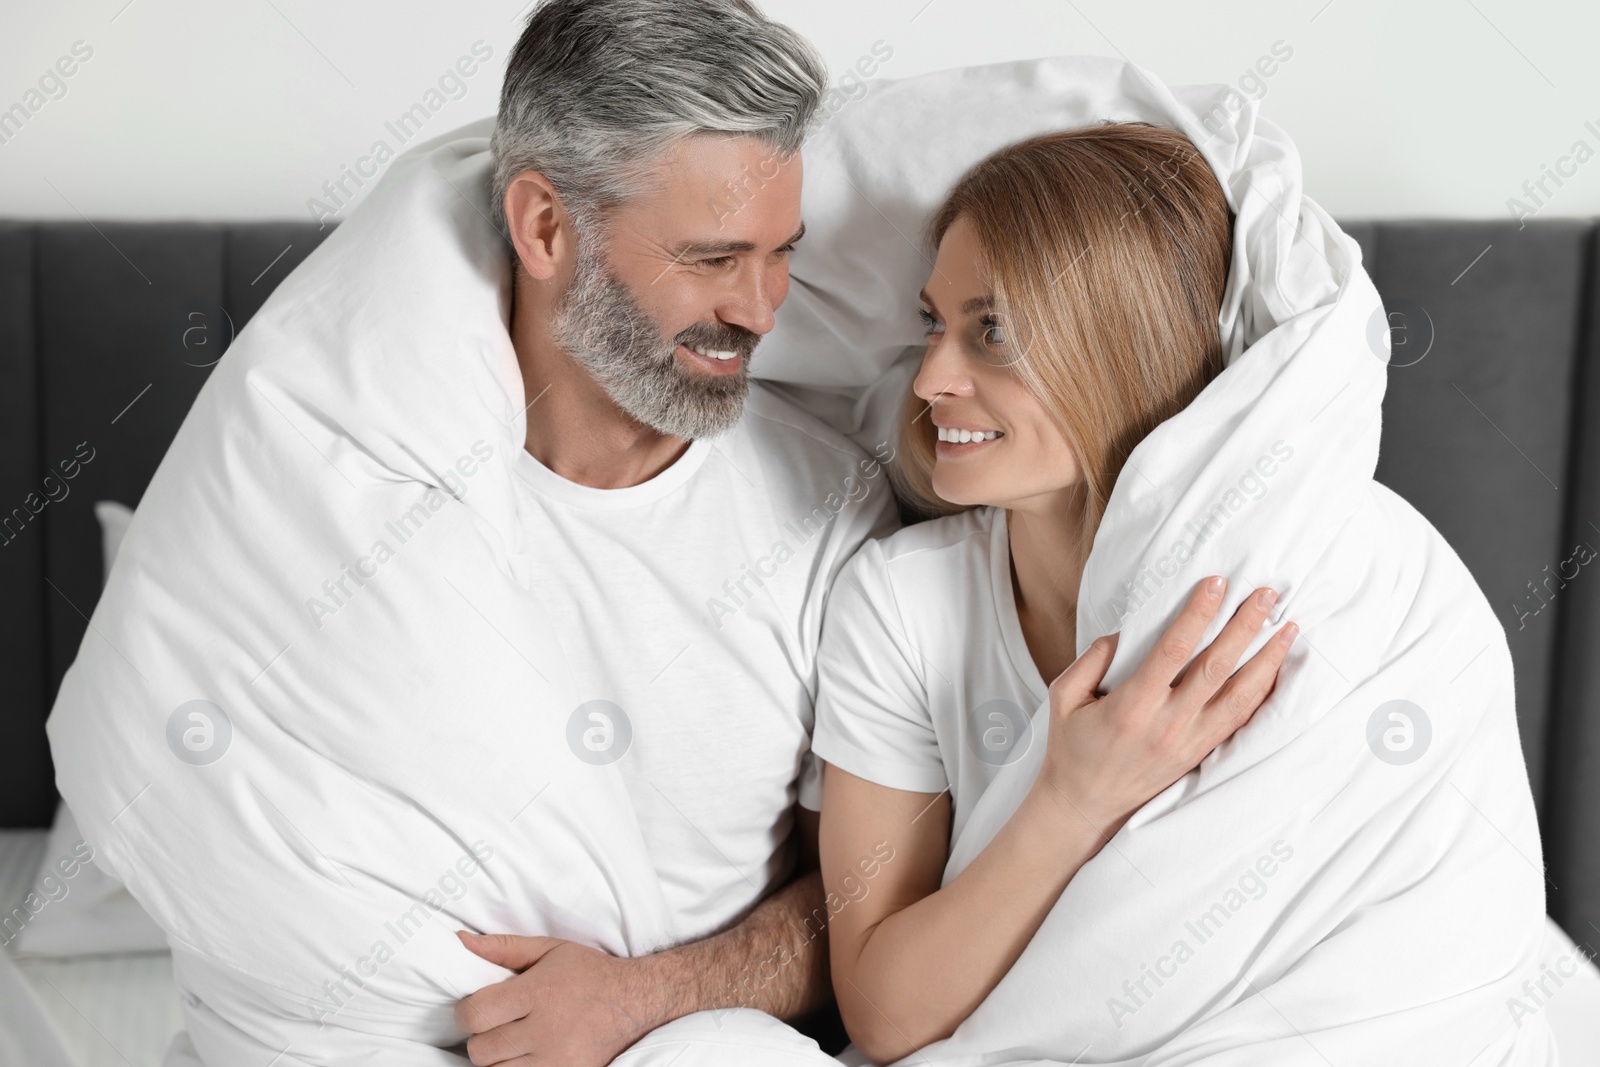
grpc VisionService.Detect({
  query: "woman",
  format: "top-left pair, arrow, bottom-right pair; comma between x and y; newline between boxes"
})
812,122 -> 1299,1063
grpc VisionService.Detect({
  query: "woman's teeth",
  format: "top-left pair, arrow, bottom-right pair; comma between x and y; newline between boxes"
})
937,427 -> 1002,444
687,343 -> 739,361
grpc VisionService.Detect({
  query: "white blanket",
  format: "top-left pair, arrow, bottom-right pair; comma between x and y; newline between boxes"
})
781,60 -> 1553,1066
45,123 -> 836,1065
45,54 -> 1557,1064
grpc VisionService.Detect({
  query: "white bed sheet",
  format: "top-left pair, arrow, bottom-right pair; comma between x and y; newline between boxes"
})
0,827 -> 48,927
1,829 -> 182,1067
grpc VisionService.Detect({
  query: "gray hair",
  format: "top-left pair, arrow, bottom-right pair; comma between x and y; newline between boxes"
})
490,0 -> 828,232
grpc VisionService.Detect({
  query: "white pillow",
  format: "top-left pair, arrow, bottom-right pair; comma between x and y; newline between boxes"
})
758,56 -> 1266,452
94,500 -> 133,584
11,804 -> 167,957
13,500 -> 166,958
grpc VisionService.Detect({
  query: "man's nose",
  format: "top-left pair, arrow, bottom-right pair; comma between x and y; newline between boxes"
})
717,266 -> 778,336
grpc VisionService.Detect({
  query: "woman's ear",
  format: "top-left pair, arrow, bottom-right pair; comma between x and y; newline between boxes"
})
503,170 -> 568,282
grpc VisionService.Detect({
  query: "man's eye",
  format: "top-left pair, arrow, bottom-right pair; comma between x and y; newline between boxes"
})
699,256 -> 736,269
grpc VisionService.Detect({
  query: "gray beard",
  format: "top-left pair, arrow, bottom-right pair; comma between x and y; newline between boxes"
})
550,232 -> 754,441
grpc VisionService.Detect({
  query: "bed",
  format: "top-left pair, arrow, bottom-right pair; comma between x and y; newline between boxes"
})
5,819 -> 1600,1065
4,212 -> 1600,1063
0,829 -> 183,1067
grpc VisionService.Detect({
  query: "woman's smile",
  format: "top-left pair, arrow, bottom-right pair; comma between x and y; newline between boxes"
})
933,421 -> 1005,455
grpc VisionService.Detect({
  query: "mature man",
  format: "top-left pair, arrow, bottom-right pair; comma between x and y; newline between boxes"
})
49,1 -> 894,1065
443,0 -> 897,1062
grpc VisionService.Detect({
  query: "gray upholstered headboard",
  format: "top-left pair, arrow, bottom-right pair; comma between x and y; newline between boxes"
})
2,218 -> 1597,941
0,220 -> 324,820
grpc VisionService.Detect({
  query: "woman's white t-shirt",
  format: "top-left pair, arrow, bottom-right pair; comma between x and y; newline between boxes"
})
813,506 -> 1052,845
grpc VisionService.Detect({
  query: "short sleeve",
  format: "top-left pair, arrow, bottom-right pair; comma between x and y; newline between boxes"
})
796,749 -> 823,812
812,540 -> 949,795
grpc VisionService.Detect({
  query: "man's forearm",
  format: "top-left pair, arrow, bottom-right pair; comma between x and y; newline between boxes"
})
634,869 -> 832,1029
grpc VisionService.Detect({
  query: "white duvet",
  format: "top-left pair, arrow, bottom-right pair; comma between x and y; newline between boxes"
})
46,52 -> 1556,1066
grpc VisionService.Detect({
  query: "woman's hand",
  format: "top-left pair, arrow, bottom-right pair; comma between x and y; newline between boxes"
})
1037,576 -> 1297,837
823,576 -> 1294,1062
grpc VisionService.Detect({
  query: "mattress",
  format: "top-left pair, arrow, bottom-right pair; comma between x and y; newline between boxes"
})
0,829 -> 183,1067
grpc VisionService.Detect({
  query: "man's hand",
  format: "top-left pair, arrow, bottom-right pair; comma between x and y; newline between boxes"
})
453,813 -> 831,1064
454,932 -> 667,1067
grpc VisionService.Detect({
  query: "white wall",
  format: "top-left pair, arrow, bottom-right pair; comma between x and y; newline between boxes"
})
1,0 -> 1596,223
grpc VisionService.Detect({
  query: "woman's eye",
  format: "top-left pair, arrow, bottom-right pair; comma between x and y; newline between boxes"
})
981,317 -> 1006,346
918,308 -> 944,336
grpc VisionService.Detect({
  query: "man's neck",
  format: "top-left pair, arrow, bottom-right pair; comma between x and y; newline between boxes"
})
509,269 -> 691,490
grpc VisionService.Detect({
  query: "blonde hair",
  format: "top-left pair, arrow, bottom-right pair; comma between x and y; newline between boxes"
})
892,122 -> 1234,532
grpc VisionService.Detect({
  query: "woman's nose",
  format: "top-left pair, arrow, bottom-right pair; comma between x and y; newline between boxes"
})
913,337 -> 975,402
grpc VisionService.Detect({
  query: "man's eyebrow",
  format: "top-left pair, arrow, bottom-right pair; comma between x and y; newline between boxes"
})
669,222 -> 806,259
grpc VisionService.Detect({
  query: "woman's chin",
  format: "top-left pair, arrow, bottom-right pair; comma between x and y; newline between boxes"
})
931,475 -> 995,510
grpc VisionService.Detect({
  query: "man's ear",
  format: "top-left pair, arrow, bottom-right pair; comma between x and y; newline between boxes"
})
503,170 -> 570,283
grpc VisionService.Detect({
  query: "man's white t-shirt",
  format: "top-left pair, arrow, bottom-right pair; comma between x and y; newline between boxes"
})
511,382 -> 897,942
812,506 -> 1052,846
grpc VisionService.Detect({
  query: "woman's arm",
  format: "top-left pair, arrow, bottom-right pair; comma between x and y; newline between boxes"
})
821,579 -> 1296,1063
821,765 -> 1109,1064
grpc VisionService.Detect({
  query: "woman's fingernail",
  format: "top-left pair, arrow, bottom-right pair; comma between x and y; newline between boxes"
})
1279,622 -> 1300,643
1207,576 -> 1226,597
1258,589 -> 1278,610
